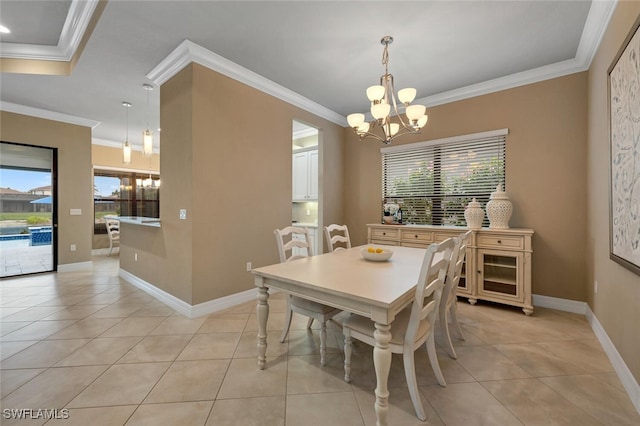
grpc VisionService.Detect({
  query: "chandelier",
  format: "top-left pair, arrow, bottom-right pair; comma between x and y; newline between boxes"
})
347,36 -> 428,144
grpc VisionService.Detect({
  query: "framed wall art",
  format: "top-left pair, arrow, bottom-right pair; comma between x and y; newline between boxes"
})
609,15 -> 640,276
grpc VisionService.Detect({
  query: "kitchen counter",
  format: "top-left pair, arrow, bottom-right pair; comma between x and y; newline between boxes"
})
293,222 -> 317,228
117,216 -> 161,228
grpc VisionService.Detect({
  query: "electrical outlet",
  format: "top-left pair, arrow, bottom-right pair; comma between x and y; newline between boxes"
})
246,262 -> 252,272
70,244 -> 76,252
179,209 -> 187,220
135,253 -> 138,262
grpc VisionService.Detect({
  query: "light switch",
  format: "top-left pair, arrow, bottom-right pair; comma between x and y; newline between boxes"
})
70,209 -> 82,216
179,209 -> 187,220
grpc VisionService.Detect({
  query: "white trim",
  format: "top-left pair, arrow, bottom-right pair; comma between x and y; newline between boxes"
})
575,0 -> 617,68
293,127 -> 319,141
534,294 -> 640,414
146,40 -> 347,127
118,269 -> 256,319
1,101 -> 99,129
586,305 -> 640,415
92,138 -> 123,149
380,128 -> 509,153
57,261 -> 92,272
532,294 -> 588,314
0,0 -> 100,61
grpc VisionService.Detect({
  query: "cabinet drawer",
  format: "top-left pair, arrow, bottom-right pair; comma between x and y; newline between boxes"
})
434,232 -> 459,243
401,230 -> 433,243
370,227 -> 399,240
370,239 -> 399,246
477,234 -> 524,250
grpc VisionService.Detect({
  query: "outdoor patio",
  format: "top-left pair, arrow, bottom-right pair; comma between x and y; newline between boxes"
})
0,240 -> 53,277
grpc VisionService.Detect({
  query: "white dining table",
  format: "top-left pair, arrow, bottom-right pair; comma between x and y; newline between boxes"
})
252,245 -> 428,426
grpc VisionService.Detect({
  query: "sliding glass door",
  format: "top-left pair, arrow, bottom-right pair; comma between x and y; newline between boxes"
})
0,142 -> 56,277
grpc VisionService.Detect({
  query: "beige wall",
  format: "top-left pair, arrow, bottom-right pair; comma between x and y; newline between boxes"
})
345,72 -> 589,302
120,63 -> 345,305
0,111 -> 93,266
587,1 -> 640,384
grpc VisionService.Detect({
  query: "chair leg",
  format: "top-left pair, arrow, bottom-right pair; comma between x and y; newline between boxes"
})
108,240 -> 113,256
343,331 -> 352,382
441,304 -> 457,359
320,320 -> 327,366
403,350 -> 427,421
450,302 -> 466,341
306,318 -> 314,329
426,332 -> 446,387
280,306 -> 293,343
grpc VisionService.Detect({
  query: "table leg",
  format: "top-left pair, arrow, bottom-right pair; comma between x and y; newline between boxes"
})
373,322 -> 392,426
256,286 -> 269,370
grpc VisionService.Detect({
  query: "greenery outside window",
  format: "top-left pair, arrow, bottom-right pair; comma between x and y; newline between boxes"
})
94,169 -> 159,234
381,129 -> 507,226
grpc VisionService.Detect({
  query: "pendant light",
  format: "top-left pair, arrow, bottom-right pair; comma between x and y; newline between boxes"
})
142,83 -> 154,157
122,101 -> 132,164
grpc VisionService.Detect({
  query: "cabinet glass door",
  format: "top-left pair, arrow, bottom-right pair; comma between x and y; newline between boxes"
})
478,250 -> 522,301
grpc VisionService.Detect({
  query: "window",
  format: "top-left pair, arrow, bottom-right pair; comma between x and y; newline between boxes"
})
94,170 -> 160,234
381,129 -> 507,226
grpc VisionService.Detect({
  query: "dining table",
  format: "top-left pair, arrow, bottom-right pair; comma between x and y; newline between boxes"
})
252,244 -> 429,426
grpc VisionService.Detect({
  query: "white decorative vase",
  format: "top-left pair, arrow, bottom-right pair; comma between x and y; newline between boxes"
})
464,198 -> 484,229
486,184 -> 512,229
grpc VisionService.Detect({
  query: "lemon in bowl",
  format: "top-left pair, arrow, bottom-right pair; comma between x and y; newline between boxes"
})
360,246 -> 394,262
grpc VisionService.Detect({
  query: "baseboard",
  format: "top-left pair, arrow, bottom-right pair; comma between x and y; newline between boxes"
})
118,269 -> 256,319
585,305 -> 640,414
57,261 -> 92,272
534,293 -> 640,414
91,248 -> 119,256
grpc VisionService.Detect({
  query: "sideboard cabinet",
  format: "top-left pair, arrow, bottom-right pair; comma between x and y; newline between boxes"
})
367,224 -> 534,315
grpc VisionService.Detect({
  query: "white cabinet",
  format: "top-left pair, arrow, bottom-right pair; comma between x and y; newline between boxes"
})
293,149 -> 318,201
367,224 -> 533,315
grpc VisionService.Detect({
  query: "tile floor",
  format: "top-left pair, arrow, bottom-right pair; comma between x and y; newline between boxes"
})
1,255 -> 638,425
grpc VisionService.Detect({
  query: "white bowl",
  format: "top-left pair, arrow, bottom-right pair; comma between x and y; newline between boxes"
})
360,246 -> 394,262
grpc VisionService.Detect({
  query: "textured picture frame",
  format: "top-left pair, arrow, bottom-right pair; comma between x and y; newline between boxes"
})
609,15 -> 640,276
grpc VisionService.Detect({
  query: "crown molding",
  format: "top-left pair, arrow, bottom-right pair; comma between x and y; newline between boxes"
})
146,39 -> 347,127
418,0 -> 617,108
1,101 -> 99,128
92,138 -> 122,148
293,127 -> 318,141
0,0 -> 100,61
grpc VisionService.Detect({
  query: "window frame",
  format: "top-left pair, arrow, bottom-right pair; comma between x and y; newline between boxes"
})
381,129 -> 508,226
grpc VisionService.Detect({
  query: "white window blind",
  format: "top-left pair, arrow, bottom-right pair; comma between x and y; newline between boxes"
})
381,129 -> 507,226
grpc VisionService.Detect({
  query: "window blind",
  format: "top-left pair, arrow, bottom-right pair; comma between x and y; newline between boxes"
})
381,130 -> 507,226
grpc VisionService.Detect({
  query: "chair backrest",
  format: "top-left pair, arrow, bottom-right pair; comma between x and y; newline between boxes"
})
442,230 -> 472,307
274,226 -> 313,263
324,224 -> 351,252
405,237 -> 455,344
105,218 -> 120,241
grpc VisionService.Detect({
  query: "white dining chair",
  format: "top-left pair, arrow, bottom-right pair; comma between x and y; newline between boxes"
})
323,224 -> 351,252
105,218 -> 120,256
343,237 -> 455,421
439,230 -> 472,359
274,226 -> 341,366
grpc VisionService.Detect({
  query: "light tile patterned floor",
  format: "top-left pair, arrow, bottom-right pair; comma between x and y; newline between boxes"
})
1,255 -> 638,425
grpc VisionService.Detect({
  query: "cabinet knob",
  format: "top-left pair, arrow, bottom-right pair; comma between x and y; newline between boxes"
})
414,235 -> 418,238
382,232 -> 386,236
497,240 -> 502,244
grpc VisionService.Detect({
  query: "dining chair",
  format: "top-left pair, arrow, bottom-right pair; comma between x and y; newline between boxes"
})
274,226 -> 341,366
343,237 -> 455,421
105,218 -> 120,256
439,230 -> 472,359
323,224 -> 351,252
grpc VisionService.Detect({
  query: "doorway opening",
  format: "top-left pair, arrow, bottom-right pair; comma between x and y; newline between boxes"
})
292,120 -> 320,254
0,142 -> 57,277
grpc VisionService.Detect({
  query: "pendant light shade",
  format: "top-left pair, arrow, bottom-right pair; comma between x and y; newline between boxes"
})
142,83 -> 154,157
122,101 -> 132,164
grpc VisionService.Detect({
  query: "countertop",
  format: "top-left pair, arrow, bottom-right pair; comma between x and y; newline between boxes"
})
292,222 -> 318,228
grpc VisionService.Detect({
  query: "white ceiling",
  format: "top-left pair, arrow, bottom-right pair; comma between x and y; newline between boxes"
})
0,1 -> 615,151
